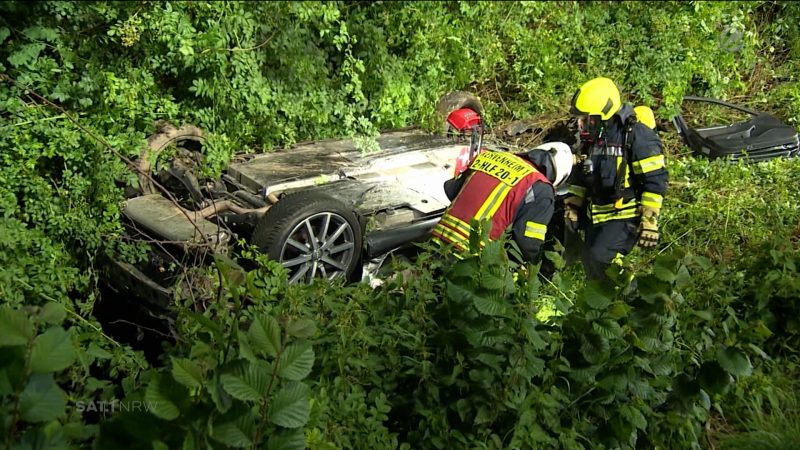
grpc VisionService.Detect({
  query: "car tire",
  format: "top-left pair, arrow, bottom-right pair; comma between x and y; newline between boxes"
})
251,191 -> 363,284
138,122 -> 206,195
435,90 -> 484,119
435,91 -> 485,137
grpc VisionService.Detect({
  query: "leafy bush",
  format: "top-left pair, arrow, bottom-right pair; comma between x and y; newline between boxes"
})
3,0 -> 800,448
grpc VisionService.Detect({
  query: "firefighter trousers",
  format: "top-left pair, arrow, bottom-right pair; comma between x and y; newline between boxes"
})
582,219 -> 639,281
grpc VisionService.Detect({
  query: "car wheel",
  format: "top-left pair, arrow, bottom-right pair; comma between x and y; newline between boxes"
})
251,191 -> 363,284
138,122 -> 206,195
435,90 -> 484,118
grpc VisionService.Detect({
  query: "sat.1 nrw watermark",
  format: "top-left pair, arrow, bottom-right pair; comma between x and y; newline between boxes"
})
75,399 -> 158,415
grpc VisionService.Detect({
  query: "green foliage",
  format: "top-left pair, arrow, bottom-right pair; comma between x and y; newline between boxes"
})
714,366 -> 800,450
0,304 -> 86,447
96,257 -> 315,449
2,0 -> 800,448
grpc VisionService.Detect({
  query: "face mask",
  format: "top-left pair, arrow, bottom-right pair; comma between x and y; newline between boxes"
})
578,115 -> 603,143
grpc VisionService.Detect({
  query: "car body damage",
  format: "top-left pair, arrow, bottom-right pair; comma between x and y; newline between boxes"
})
227,129 -> 465,220
109,109 -> 503,302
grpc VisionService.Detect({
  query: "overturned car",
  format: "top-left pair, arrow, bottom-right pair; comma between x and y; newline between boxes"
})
110,93 -> 547,304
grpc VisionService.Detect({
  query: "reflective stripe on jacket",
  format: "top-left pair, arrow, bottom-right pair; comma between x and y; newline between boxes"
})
567,104 -> 668,225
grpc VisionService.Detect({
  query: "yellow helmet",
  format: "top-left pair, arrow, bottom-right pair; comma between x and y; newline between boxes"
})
634,105 -> 656,129
570,77 -> 621,121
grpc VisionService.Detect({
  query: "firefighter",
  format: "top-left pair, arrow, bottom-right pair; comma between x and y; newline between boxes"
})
564,77 -> 668,281
431,143 -> 574,264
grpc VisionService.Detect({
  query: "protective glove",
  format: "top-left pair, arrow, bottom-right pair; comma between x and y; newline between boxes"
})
637,206 -> 660,248
564,196 -> 584,233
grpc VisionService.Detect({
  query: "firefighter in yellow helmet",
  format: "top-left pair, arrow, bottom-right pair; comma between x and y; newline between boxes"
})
565,77 -> 668,281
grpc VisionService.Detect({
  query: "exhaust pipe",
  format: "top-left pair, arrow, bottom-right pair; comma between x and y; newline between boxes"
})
364,217 -> 440,259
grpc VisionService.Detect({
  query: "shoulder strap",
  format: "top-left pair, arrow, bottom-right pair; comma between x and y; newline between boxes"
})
614,115 -> 638,199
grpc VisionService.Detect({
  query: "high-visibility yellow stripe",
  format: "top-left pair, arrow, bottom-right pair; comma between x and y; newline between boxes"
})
589,198 -> 639,224
568,185 -> 587,197
524,221 -> 547,240
591,209 -> 639,223
431,236 -> 467,258
623,158 -> 631,189
440,215 -> 471,238
591,198 -> 638,214
632,155 -> 666,174
474,183 -> 511,221
640,191 -> 663,209
431,225 -> 468,251
435,221 -> 469,245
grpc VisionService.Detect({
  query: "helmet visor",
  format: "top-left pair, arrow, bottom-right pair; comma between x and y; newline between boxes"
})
578,115 -> 603,142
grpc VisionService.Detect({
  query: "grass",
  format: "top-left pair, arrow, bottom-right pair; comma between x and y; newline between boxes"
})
711,371 -> 800,450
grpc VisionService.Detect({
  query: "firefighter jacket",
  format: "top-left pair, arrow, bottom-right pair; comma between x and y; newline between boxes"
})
431,151 -> 554,263
567,104 -> 668,225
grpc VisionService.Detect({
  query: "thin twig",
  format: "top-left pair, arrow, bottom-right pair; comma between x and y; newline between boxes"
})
108,319 -> 175,340
0,113 -> 70,130
13,277 -> 126,350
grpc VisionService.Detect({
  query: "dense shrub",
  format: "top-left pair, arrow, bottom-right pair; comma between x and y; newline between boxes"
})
2,0 -> 800,448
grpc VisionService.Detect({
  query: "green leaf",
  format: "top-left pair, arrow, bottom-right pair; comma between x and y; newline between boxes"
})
185,312 -> 222,342
23,26 -> 59,42
473,293 -> 505,316
691,310 -> 713,321
0,27 -> 10,45
446,280 -> 506,316
286,318 -> 316,339
215,255 -> 247,289
716,346 -> 752,377
19,373 -> 66,422
522,319 -> 547,351
171,357 -> 203,389
450,258 -> 478,279
620,404 -> 647,430
481,271 -> 507,290
653,262 -> 677,283
221,363 -> 269,402
675,265 -> 691,289
212,414 -> 255,448
30,327 -> 76,373
582,281 -> 611,309
87,343 -> 113,360
266,428 -> 305,450
248,314 -> 281,358
238,333 -> 257,362
592,319 -> 623,339
277,343 -> 314,381
208,375 -> 233,414
145,376 -> 180,420
523,356 -> 545,378
0,369 -> 14,396
182,432 -> 197,450
580,332 -> 609,364
7,43 -> 45,67
475,353 -> 504,372
38,303 -> 66,325
269,382 -> 311,428
0,305 -> 34,346
747,343 -> 770,360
